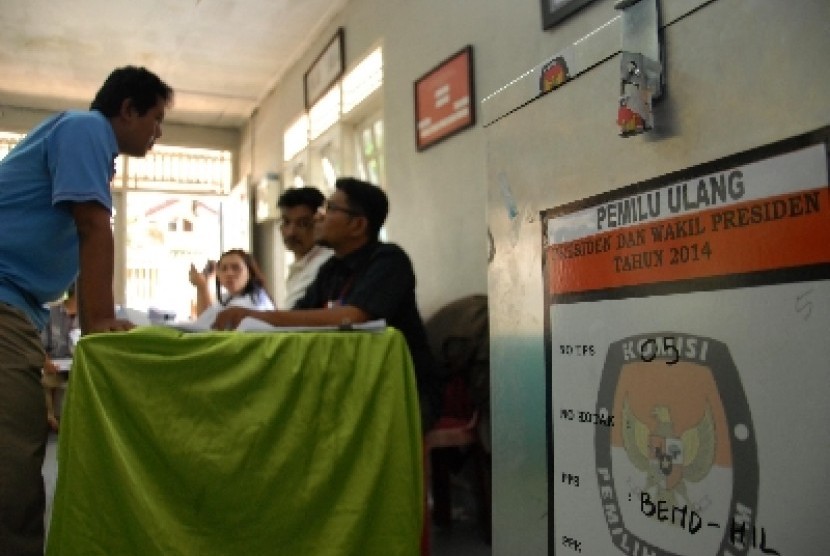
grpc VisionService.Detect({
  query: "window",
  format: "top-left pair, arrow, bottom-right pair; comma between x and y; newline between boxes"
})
0,131 -> 25,159
342,46 -> 383,115
309,127 -> 341,195
355,114 -> 384,185
120,145 -> 232,194
309,85 -> 341,141
283,45 -> 385,185
116,146 -> 233,320
121,189 -> 223,320
284,115 -> 310,162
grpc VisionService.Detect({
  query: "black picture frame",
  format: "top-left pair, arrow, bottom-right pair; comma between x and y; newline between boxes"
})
303,28 -> 345,109
540,0 -> 596,29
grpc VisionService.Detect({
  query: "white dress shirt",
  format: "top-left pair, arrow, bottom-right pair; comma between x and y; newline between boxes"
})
284,245 -> 333,308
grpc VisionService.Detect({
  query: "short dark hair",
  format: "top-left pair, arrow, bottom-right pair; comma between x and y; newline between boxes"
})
335,177 -> 388,239
90,66 -> 173,117
277,186 -> 325,212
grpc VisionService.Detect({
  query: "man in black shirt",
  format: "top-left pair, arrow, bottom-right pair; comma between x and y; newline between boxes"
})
213,177 -> 441,430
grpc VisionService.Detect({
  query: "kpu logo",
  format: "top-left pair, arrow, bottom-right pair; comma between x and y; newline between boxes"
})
595,333 -> 759,556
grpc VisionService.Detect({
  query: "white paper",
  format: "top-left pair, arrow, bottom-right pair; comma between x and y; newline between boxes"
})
164,315 -> 387,334
115,307 -> 151,326
236,317 -> 387,333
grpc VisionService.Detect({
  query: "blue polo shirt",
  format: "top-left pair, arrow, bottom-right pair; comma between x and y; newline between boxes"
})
0,110 -> 117,329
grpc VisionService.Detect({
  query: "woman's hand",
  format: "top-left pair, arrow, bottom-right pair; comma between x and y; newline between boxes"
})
189,263 -> 207,288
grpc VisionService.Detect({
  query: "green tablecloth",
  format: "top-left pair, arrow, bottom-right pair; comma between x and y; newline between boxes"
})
46,327 -> 423,556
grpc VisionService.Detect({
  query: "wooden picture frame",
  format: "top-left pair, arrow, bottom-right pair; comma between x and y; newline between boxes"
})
304,28 -> 345,109
540,0 -> 596,30
413,46 -> 475,151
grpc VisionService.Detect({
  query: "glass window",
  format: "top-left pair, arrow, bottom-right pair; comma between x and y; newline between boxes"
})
355,113 -> 385,186
0,131 -> 25,160
309,85 -> 341,141
284,115 -> 309,162
121,145 -> 232,194
124,191 -> 223,320
117,145 -> 233,320
343,47 -> 383,115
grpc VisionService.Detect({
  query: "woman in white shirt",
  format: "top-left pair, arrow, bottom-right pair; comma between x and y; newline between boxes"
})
189,249 -> 275,325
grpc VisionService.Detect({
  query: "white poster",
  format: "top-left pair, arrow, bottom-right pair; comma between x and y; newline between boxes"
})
542,136 -> 830,555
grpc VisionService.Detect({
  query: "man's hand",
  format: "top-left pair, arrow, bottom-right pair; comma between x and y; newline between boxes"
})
43,356 -> 60,376
212,307 -> 253,330
42,357 -> 63,432
84,318 -> 135,334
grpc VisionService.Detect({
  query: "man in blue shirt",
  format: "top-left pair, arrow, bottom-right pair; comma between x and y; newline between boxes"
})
0,66 -> 173,555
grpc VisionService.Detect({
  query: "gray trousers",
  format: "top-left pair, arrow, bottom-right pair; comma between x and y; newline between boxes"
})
0,303 -> 48,556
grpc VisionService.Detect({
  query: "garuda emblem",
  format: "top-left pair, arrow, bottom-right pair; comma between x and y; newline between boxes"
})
622,398 -> 716,508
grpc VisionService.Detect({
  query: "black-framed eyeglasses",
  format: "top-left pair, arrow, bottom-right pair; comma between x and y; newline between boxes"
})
322,201 -> 363,217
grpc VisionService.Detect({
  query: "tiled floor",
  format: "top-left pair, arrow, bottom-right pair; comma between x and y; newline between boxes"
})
429,450 -> 492,556
432,516 -> 492,556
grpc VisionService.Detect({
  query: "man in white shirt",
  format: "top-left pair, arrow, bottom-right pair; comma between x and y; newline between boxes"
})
278,187 -> 333,308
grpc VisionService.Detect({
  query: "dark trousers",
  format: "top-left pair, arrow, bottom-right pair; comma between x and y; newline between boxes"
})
0,303 -> 48,556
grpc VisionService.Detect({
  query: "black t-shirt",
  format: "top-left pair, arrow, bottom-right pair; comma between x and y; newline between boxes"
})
295,240 -> 441,429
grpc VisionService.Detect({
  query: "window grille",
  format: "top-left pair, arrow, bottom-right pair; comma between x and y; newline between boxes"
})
121,145 -> 233,194
2,132 -> 232,195
0,131 -> 25,160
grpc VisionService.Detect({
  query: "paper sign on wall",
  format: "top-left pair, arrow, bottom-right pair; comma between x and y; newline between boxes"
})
542,131 -> 830,555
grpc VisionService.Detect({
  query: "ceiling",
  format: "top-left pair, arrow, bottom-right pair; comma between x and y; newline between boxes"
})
0,0 -> 349,129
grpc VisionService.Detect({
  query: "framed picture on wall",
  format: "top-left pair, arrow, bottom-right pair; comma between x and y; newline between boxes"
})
304,28 -> 345,109
540,0 -> 596,29
413,45 -> 475,151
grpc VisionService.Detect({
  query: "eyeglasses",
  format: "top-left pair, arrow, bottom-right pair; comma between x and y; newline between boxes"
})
277,217 -> 315,230
322,201 -> 363,217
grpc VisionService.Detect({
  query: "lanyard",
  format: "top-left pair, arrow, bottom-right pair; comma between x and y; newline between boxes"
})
326,272 -> 356,309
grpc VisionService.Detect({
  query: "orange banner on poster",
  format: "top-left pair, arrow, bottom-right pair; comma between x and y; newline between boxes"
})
547,187 -> 830,295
